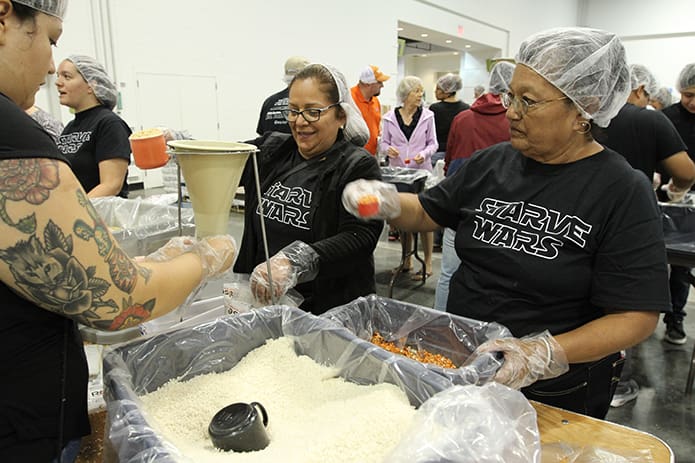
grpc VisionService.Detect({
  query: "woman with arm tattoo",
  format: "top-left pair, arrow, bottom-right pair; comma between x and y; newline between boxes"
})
0,2 -> 236,460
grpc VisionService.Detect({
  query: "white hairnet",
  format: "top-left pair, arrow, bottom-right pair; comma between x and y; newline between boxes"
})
312,63 -> 369,147
13,0 -> 67,19
676,63 -> 695,92
651,87 -> 673,109
489,61 -> 515,95
629,64 -> 658,96
436,73 -> 462,94
67,55 -> 118,110
515,27 -> 630,128
396,76 -> 423,104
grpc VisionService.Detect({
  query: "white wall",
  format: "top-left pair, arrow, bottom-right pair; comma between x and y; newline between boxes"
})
584,0 -> 695,93
45,0 -> 582,142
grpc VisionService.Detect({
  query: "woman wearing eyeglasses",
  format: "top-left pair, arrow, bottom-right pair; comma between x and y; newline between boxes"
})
342,27 -> 670,418
234,63 -> 383,315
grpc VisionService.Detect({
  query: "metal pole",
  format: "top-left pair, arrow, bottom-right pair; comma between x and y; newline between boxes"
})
251,149 -> 277,305
176,157 -> 182,236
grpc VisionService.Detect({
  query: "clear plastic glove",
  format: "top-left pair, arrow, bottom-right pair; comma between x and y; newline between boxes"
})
193,235 -> 237,279
341,179 -> 401,220
250,240 -> 319,305
472,331 -> 569,390
652,172 -> 661,191
661,180 -> 689,203
138,236 -> 196,262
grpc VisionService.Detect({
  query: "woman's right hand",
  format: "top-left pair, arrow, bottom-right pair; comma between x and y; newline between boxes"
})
342,179 -> 401,220
387,146 -> 400,158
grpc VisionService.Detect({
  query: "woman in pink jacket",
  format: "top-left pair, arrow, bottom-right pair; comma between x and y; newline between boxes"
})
381,76 -> 438,170
380,76 -> 438,279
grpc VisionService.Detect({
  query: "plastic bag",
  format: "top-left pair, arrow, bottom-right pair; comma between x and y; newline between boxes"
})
385,383 -> 541,463
541,442 -> 654,462
321,295 -> 510,386
91,195 -> 195,257
103,306 -> 456,461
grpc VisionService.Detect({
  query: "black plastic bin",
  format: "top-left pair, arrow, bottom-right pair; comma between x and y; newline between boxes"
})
102,305 -> 456,461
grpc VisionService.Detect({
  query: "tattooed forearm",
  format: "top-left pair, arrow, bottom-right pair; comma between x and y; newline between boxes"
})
73,189 -> 140,293
0,223 -> 118,317
0,159 -> 60,233
0,219 -> 157,330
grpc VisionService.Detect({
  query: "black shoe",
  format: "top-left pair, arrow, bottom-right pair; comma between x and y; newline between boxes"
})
664,320 -> 687,345
388,230 -> 399,241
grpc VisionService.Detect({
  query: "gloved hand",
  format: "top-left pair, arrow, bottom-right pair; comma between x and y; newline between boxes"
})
662,180 -> 689,203
193,235 -> 237,279
250,241 -> 319,305
341,179 -> 401,220
140,236 -> 196,262
472,331 -> 569,390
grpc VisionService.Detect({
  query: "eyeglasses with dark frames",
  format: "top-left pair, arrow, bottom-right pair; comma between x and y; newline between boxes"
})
281,103 -> 341,122
501,92 -> 569,116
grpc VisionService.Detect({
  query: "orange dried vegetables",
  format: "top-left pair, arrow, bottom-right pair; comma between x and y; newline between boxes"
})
370,331 -> 456,369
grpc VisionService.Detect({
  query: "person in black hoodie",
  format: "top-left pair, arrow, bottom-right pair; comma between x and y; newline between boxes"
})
234,63 -> 383,315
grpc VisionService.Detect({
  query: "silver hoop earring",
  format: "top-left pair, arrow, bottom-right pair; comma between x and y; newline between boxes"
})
578,121 -> 591,134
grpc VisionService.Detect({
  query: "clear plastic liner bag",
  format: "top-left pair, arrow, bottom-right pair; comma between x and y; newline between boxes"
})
103,306 -> 458,462
385,383 -> 541,463
541,442 -> 654,463
91,195 -> 195,257
321,295 -> 511,386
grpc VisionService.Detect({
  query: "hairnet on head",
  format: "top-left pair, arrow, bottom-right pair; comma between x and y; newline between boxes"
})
436,73 -> 462,94
283,56 -> 310,85
629,64 -> 658,96
396,76 -> 424,104
66,55 -> 118,110
489,61 -> 515,95
515,27 -> 630,128
13,0 -> 67,19
313,63 -> 369,147
651,87 -> 673,109
676,63 -> 695,92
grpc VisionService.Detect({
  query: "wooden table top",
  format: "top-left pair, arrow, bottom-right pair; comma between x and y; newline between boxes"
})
533,401 -> 673,462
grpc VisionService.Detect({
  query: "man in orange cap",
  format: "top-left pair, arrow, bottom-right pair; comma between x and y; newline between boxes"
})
351,65 -> 390,156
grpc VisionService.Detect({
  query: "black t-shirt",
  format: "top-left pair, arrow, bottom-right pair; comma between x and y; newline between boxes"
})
429,100 -> 470,150
0,93 -> 90,459
57,105 -> 131,197
254,150 -> 317,257
662,102 -> 695,154
656,102 -> 695,196
253,150 -> 321,306
594,103 -> 687,181
256,87 -> 291,136
419,142 -> 670,337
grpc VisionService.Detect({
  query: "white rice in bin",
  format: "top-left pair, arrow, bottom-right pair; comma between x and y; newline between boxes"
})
139,337 -> 416,462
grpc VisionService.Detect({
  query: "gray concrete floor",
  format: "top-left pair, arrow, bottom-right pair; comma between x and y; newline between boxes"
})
133,189 -> 695,461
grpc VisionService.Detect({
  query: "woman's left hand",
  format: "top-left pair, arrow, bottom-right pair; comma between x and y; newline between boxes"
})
250,252 -> 295,305
413,153 -> 425,165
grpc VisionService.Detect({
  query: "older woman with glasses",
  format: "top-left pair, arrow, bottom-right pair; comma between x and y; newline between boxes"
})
342,27 -> 670,418
234,63 -> 383,315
